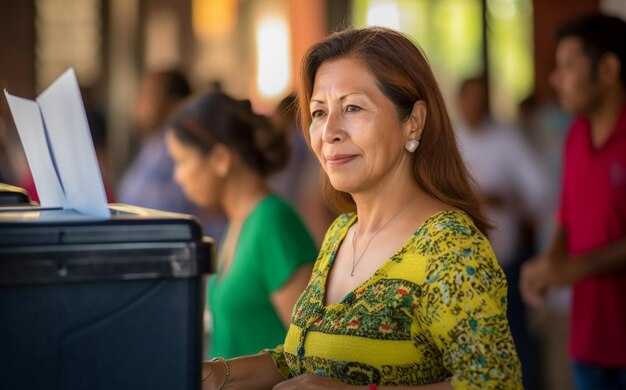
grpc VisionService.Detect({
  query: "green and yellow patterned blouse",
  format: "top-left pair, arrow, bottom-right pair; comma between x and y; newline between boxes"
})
266,210 -> 522,389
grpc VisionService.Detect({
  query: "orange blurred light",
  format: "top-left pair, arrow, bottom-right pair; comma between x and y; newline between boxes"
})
192,0 -> 237,38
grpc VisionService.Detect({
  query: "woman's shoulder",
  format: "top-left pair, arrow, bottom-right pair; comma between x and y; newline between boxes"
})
411,209 -> 499,271
313,213 -> 355,264
246,195 -> 314,241
406,209 -> 507,302
331,212 -> 356,229
255,194 -> 293,212
322,212 -> 356,240
250,195 -> 303,224
416,209 -> 484,242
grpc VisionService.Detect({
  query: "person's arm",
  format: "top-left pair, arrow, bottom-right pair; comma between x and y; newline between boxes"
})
424,228 -> 523,389
271,263 -> 313,328
521,225 -> 626,307
520,226 -> 567,307
572,237 -> 626,278
201,352 -> 284,390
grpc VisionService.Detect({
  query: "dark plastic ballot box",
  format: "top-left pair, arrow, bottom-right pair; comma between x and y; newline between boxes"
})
0,204 -> 214,390
0,182 -> 32,205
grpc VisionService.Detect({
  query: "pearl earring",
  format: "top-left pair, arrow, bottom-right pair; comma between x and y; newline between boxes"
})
405,139 -> 419,153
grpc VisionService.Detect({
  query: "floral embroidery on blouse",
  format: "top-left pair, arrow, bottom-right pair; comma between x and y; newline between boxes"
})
266,210 -> 523,389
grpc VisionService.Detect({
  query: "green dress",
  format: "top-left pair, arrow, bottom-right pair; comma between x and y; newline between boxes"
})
207,195 -> 317,358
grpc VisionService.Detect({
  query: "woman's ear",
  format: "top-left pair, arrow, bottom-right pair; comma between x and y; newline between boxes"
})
209,144 -> 232,178
405,100 -> 427,141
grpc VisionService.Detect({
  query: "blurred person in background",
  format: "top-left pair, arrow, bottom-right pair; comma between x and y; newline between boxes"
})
199,26 -> 522,390
117,69 -> 225,242
454,76 -> 547,389
166,91 -> 317,359
518,93 -> 573,390
269,94 -> 335,245
517,93 -> 571,242
520,14 -> 626,390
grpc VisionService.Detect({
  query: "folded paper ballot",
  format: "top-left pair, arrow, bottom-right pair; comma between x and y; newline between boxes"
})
4,69 -> 110,219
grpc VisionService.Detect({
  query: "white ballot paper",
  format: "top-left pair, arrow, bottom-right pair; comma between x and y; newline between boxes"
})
4,69 -> 110,219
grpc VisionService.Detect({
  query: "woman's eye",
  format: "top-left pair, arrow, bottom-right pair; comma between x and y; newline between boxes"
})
311,110 -> 325,118
345,105 -> 361,112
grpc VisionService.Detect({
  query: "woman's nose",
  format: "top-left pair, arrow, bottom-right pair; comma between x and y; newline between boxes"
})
321,110 -> 344,144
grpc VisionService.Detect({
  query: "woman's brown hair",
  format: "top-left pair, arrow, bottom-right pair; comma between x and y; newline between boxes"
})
298,26 -> 491,236
169,91 -> 289,177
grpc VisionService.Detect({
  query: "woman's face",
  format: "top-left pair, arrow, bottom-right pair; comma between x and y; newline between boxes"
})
309,57 -> 416,195
166,131 -> 220,208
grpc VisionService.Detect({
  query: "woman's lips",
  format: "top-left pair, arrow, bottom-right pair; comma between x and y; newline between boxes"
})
325,154 -> 357,165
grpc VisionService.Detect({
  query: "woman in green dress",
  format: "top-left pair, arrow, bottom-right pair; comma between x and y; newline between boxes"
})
166,91 -> 318,359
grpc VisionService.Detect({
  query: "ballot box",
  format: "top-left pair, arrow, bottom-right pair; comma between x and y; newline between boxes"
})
0,204 -> 214,390
0,183 -> 32,205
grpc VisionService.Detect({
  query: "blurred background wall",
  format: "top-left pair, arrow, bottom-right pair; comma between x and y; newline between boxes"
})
2,0 -> 624,183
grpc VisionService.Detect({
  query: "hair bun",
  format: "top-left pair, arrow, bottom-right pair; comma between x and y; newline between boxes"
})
231,98 -> 290,176
169,91 -> 291,177
250,114 -> 290,176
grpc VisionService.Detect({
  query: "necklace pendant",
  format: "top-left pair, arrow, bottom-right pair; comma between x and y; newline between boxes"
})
350,269 -> 355,277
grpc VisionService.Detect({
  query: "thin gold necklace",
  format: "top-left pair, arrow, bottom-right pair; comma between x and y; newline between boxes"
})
350,195 -> 419,276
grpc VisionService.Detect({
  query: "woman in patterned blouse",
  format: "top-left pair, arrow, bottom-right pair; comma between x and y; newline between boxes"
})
201,26 -> 523,390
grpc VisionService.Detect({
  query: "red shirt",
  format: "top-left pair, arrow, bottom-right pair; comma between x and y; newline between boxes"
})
558,104 -> 626,366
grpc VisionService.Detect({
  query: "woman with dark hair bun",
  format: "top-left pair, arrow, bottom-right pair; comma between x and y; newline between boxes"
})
200,27 -> 522,389
166,91 -> 317,359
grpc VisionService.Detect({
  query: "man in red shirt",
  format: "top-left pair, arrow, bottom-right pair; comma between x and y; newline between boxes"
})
520,14 -> 626,388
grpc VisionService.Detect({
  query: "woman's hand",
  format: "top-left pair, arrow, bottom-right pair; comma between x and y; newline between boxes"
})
200,353 -> 286,390
272,374 -> 356,390
200,360 -> 228,390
